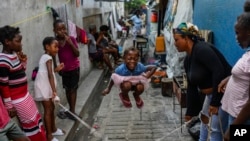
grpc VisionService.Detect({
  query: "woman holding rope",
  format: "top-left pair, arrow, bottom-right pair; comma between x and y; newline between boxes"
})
173,22 -> 231,141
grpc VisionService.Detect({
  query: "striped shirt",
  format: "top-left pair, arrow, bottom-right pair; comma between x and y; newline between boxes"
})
221,51 -> 250,117
0,53 -> 46,139
0,53 -> 27,109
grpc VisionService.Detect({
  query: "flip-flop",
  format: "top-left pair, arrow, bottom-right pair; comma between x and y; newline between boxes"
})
133,93 -> 144,109
119,93 -> 132,108
57,110 -> 67,119
52,128 -> 65,136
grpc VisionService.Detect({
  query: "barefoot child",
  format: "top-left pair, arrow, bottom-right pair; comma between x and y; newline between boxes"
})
0,25 -> 46,140
102,47 -> 156,108
34,37 -> 65,141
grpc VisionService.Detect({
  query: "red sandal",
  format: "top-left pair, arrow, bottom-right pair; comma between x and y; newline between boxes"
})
133,93 -> 144,109
119,93 -> 132,108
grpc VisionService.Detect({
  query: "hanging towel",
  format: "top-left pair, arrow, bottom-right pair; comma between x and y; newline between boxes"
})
76,0 -> 80,7
56,5 -> 67,23
68,20 -> 77,38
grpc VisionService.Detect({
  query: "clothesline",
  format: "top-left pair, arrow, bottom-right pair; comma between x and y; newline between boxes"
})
10,0 -> 71,26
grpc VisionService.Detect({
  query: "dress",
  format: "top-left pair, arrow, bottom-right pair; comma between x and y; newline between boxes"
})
0,53 -> 46,141
34,54 -> 56,101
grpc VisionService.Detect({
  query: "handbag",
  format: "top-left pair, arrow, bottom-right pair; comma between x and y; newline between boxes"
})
31,67 -> 39,81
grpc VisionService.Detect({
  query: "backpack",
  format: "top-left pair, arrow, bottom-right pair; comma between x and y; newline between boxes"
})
77,28 -> 88,44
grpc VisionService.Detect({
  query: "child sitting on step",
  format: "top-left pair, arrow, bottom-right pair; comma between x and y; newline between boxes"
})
102,47 -> 156,108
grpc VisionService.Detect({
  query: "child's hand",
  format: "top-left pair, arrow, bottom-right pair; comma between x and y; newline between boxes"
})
142,73 -> 149,78
17,51 -> 27,62
52,91 -> 57,98
55,63 -> 64,72
102,88 -> 110,96
53,95 -> 60,104
64,34 -> 73,44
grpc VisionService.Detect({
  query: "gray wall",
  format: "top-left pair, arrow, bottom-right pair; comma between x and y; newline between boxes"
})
0,0 -> 124,110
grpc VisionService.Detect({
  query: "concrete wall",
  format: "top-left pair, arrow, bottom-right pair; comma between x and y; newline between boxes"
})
193,0 -> 245,66
0,0 -> 124,108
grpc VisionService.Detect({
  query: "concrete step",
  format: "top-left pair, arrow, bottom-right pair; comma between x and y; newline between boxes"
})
55,69 -> 105,141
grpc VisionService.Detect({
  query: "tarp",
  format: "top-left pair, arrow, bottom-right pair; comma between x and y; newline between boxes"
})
163,0 -> 193,78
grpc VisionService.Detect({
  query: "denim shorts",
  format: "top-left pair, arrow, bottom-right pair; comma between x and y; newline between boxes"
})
61,67 -> 80,91
0,120 -> 26,141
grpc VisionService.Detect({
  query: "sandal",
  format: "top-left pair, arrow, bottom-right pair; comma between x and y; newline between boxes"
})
133,93 -> 144,109
52,128 -> 65,136
119,93 -> 132,108
57,110 -> 67,119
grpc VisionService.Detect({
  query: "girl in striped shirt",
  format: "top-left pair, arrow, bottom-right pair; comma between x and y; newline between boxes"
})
0,25 -> 46,141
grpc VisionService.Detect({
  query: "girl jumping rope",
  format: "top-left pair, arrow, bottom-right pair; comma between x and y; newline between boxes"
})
0,25 -> 46,140
102,47 -> 156,108
34,37 -> 65,141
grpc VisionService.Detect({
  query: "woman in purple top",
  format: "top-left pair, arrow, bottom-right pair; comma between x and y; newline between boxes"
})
53,19 -> 80,121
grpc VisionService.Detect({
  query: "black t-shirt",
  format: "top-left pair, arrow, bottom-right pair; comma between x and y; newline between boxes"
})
184,41 -> 231,106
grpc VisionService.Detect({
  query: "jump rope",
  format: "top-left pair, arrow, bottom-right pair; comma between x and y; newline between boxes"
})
54,95 -> 191,141
54,96 -> 109,141
54,96 -> 224,141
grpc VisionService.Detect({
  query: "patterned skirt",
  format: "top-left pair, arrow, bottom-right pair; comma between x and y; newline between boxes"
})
12,92 -> 46,141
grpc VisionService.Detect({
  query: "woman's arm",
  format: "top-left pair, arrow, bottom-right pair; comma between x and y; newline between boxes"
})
196,44 -> 226,107
46,59 -> 57,98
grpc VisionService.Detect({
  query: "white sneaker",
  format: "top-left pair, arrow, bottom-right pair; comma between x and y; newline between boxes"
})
52,137 -> 59,141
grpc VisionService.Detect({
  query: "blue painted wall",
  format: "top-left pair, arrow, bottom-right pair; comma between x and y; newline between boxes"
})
193,0 -> 245,66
